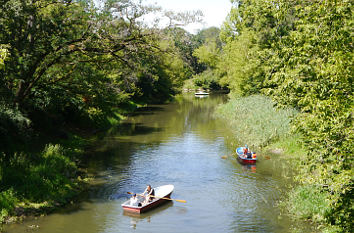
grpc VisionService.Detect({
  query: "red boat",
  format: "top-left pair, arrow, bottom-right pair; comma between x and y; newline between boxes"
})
122,185 -> 174,214
236,147 -> 257,164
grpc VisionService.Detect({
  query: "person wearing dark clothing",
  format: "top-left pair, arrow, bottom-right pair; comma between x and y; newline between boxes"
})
142,185 -> 155,204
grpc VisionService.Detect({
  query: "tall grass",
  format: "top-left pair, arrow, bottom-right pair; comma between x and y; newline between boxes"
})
0,144 -> 81,224
287,185 -> 330,222
216,95 -> 297,147
284,184 -> 345,233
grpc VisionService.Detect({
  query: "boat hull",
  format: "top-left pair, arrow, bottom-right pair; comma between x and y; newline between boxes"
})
122,185 -> 174,214
122,193 -> 172,213
237,155 -> 257,164
194,92 -> 209,96
236,147 -> 257,164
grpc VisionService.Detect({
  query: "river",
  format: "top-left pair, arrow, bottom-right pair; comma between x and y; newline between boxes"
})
4,94 -> 314,233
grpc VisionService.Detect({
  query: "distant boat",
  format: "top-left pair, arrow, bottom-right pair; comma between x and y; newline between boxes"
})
194,91 -> 209,96
122,185 -> 174,213
236,147 -> 257,164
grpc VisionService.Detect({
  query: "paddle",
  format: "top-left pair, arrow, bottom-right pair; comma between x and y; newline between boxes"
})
127,192 -> 187,203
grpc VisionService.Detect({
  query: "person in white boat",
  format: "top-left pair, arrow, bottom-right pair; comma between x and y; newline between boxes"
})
142,185 -> 155,204
129,194 -> 140,206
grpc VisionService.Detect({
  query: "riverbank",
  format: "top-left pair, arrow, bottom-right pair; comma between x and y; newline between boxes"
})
268,134 -> 352,233
0,104 -> 139,230
0,136 -> 89,228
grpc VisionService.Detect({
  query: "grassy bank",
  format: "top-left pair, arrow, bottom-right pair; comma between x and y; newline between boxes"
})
215,95 -> 297,148
0,103 -> 140,228
276,136 -> 352,233
0,138 -> 89,226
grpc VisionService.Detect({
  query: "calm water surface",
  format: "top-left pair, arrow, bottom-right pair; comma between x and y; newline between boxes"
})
5,94 -> 314,233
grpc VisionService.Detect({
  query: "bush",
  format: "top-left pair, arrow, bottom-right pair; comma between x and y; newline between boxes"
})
0,189 -> 17,221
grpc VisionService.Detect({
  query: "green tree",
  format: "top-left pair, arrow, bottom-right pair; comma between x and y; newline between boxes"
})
264,1 -> 353,230
0,0 -> 169,123
220,0 -> 293,95
219,0 -> 353,231
218,29 -> 262,94
164,27 -> 201,74
188,27 -> 225,90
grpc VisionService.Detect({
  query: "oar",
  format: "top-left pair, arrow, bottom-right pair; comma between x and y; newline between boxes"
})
127,192 -> 187,203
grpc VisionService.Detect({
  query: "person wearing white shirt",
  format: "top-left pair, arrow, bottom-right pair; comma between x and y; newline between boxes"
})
129,194 -> 139,206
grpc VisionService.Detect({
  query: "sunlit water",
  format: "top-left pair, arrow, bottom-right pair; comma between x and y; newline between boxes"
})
4,94 -> 314,233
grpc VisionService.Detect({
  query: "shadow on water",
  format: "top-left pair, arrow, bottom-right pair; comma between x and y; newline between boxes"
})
101,105 -> 167,137
106,122 -> 163,137
126,106 -> 165,117
51,202 -> 87,216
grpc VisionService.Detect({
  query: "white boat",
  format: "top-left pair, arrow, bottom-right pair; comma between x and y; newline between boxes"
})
194,92 -> 209,96
122,185 -> 174,213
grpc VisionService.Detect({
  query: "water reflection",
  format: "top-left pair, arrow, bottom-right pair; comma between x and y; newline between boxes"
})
241,164 -> 257,173
123,202 -> 174,230
194,95 -> 209,98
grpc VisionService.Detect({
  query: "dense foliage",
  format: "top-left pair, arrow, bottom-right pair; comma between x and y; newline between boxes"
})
218,0 -> 353,231
0,0 -> 201,223
182,27 -> 226,90
0,0 -> 203,146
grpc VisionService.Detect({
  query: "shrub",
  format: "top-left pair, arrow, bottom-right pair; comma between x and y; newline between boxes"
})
0,189 -> 17,222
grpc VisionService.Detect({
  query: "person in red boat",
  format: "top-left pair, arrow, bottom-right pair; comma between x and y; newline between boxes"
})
243,145 -> 249,158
